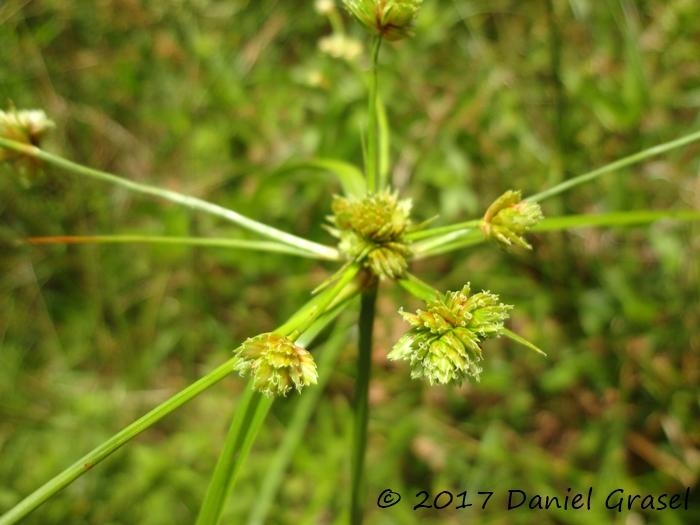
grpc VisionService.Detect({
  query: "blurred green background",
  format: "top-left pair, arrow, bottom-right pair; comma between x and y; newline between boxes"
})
1,1 -> 698,524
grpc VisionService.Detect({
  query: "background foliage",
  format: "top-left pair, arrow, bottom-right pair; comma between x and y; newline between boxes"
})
1,1 -> 698,523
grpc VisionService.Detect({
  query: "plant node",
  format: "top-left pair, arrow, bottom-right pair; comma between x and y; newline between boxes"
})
327,190 -> 412,280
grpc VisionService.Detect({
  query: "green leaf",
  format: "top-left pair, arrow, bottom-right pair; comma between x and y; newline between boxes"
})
533,210 -> 700,231
377,93 -> 391,188
526,128 -> 700,203
247,320 -> 350,525
0,358 -> 237,525
397,273 -> 440,302
502,328 -> 547,357
195,384 -> 272,525
24,234 -> 328,258
0,137 -> 339,259
274,158 -> 366,198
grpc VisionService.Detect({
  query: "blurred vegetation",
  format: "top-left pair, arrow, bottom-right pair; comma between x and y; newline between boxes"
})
1,0 -> 698,524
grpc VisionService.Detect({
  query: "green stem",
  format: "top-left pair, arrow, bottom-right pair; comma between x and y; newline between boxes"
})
413,209 -> 700,259
405,219 -> 480,241
414,233 -> 484,258
411,128 -> 700,252
195,385 -> 273,525
351,283 -> 378,525
0,137 -> 338,260
533,210 -> 700,230
397,273 -> 440,302
326,4 -> 346,35
502,328 -> 547,357
0,266 -> 361,525
274,158 -> 366,197
276,263 -> 360,336
411,227 -> 480,257
366,36 -> 383,192
196,282 -> 361,524
545,0 -> 567,194
247,320 -> 350,525
526,128 -> 700,203
23,234 -> 326,258
377,94 -> 391,186
0,357 -> 238,525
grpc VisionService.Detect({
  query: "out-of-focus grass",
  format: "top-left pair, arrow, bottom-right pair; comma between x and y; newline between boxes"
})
1,1 -> 698,524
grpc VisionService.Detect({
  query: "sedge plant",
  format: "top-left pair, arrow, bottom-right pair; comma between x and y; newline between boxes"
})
1,1 -> 700,524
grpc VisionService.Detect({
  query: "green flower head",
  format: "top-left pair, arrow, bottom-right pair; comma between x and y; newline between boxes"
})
388,285 -> 512,385
233,333 -> 318,397
342,0 -> 423,41
327,190 -> 412,280
481,190 -> 543,250
0,108 -> 54,161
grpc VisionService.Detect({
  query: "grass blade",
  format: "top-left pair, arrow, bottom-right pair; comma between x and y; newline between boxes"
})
0,358 -> 237,525
274,158 -> 366,197
197,283 -> 361,524
377,94 -> 391,189
0,267 -> 361,525
195,384 -> 273,525
502,328 -> 547,357
23,235 -> 327,258
0,138 -> 338,260
533,210 -> 700,231
365,36 -> 383,192
405,219 -> 480,242
413,210 -> 700,259
397,273 -> 440,302
247,320 -> 350,525
526,129 -> 700,203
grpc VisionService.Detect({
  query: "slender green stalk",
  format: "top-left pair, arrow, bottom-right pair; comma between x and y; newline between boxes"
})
195,272 -> 361,525
377,94 -> 391,186
502,328 -> 547,357
0,357 -> 238,525
411,227 -> 480,257
276,263 -> 360,336
351,284 -> 378,525
411,125 -> 700,252
405,219 -> 480,241
366,36 -> 383,192
295,287 -> 361,347
0,137 -> 338,260
325,2 -> 346,34
195,384 -> 273,525
247,320 -> 351,525
545,0 -> 567,193
0,265 -> 361,525
23,234 -> 326,258
273,158 -> 366,197
397,273 -> 440,302
526,128 -> 700,203
413,209 -> 700,259
533,210 -> 700,230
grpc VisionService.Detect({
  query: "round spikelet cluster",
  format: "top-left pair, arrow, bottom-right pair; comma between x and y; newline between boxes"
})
0,108 -> 54,161
233,333 -> 318,397
481,190 -> 543,250
388,285 -> 512,385
342,0 -> 423,41
327,190 -> 412,280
